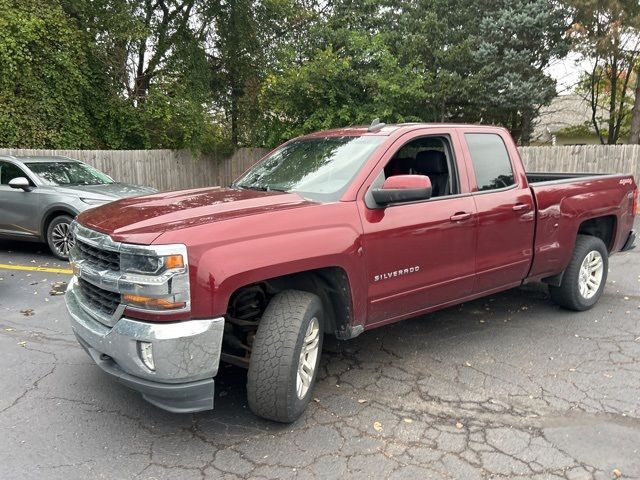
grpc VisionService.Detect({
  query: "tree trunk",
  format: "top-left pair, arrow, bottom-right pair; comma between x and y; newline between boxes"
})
630,72 -> 640,144
607,58 -> 618,144
230,74 -> 240,147
520,110 -> 533,146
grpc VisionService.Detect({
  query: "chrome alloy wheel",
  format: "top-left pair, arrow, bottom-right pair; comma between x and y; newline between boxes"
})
578,250 -> 604,299
51,221 -> 75,258
296,317 -> 320,399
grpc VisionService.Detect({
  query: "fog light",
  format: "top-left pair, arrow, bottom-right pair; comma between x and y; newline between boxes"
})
138,341 -> 155,371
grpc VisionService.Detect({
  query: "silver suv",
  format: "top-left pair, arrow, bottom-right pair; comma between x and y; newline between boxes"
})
0,156 -> 157,260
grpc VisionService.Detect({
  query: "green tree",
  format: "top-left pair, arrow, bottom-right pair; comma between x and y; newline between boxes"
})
567,0 -> 640,144
0,0 -> 94,148
472,0 -> 570,144
61,0 -> 215,151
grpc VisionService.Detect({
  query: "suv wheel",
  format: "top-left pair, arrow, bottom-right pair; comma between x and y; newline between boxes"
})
47,215 -> 75,260
549,234 -> 608,311
247,290 -> 324,423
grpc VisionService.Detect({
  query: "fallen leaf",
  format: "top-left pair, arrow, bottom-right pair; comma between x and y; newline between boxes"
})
49,281 -> 67,296
613,468 -> 622,478
455,422 -> 464,429
373,421 -> 383,432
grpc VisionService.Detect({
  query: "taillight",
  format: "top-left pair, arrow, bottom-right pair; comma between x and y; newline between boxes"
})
634,187 -> 638,216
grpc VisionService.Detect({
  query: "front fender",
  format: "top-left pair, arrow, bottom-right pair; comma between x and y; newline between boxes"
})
195,225 -> 366,321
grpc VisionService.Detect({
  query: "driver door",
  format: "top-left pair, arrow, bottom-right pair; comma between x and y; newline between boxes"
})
358,130 -> 477,327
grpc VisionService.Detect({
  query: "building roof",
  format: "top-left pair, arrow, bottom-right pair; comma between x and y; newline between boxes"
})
532,94 -> 607,142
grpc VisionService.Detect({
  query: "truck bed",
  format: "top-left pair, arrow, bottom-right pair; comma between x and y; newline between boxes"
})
526,172 -> 636,281
526,172 -> 611,184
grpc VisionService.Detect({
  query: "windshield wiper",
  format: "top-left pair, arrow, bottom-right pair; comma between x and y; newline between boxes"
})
233,183 -> 286,192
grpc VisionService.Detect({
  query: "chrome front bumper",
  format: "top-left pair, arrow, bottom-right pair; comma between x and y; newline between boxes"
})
66,277 -> 225,412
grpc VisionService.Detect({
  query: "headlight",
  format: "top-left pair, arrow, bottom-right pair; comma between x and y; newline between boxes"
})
80,197 -> 110,205
120,253 -> 185,275
119,246 -> 190,313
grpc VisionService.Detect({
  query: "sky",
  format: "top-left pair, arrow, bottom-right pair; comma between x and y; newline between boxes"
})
545,52 -> 593,95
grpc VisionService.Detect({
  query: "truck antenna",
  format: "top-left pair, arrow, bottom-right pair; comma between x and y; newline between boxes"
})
368,118 -> 386,132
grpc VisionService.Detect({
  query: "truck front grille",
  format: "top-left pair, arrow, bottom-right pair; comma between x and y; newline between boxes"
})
78,278 -> 120,317
76,240 -> 120,271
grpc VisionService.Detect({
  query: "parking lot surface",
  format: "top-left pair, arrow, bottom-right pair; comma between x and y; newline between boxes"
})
1,228 -> 639,480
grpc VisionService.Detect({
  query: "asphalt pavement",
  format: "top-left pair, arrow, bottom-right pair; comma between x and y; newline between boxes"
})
0,228 -> 639,480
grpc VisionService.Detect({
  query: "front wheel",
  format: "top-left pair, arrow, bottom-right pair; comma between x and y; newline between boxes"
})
46,215 -> 75,260
549,235 -> 608,311
247,290 -> 324,423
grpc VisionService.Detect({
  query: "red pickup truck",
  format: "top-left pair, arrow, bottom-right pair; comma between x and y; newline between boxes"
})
65,123 -> 637,422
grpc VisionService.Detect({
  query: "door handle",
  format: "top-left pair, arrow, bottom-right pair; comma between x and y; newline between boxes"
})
450,212 -> 472,222
512,203 -> 530,212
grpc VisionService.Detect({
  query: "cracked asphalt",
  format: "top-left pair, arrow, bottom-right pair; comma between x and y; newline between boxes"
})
1,224 -> 639,480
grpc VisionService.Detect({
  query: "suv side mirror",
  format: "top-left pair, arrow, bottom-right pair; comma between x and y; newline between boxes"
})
372,175 -> 432,206
8,177 -> 32,191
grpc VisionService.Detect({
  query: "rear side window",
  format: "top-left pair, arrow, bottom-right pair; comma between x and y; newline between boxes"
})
465,134 -> 515,191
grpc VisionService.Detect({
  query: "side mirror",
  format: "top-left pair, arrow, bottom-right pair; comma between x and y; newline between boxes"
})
372,175 -> 432,206
8,177 -> 32,191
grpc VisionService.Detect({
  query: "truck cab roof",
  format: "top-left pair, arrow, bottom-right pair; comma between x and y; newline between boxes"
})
300,123 -> 503,138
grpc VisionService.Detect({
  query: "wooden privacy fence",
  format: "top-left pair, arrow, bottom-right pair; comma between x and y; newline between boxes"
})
518,145 -> 640,182
0,147 -> 268,191
1,144 -> 639,191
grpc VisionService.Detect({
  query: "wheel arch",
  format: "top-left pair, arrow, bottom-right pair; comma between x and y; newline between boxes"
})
40,206 -> 78,239
542,215 -> 616,287
577,215 -> 617,252
227,266 -> 358,340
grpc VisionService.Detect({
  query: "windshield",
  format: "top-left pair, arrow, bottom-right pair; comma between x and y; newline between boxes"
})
233,136 -> 385,201
28,162 -> 114,186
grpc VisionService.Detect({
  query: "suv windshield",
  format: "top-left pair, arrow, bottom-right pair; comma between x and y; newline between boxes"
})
234,136 -> 385,201
28,162 -> 114,186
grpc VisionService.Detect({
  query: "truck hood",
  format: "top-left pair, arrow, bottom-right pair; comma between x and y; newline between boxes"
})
76,187 -> 318,244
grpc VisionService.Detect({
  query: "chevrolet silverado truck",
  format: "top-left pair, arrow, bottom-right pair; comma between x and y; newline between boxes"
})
65,123 -> 637,422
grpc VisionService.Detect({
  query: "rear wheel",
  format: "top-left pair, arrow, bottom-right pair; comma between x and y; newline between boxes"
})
46,215 -> 75,260
247,290 -> 324,423
549,235 -> 608,311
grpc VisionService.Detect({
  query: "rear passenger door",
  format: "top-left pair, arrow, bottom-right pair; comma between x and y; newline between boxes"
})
460,131 -> 535,293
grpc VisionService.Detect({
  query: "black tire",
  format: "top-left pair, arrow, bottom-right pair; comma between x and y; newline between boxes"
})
46,215 -> 74,260
549,234 -> 608,311
247,290 -> 324,423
